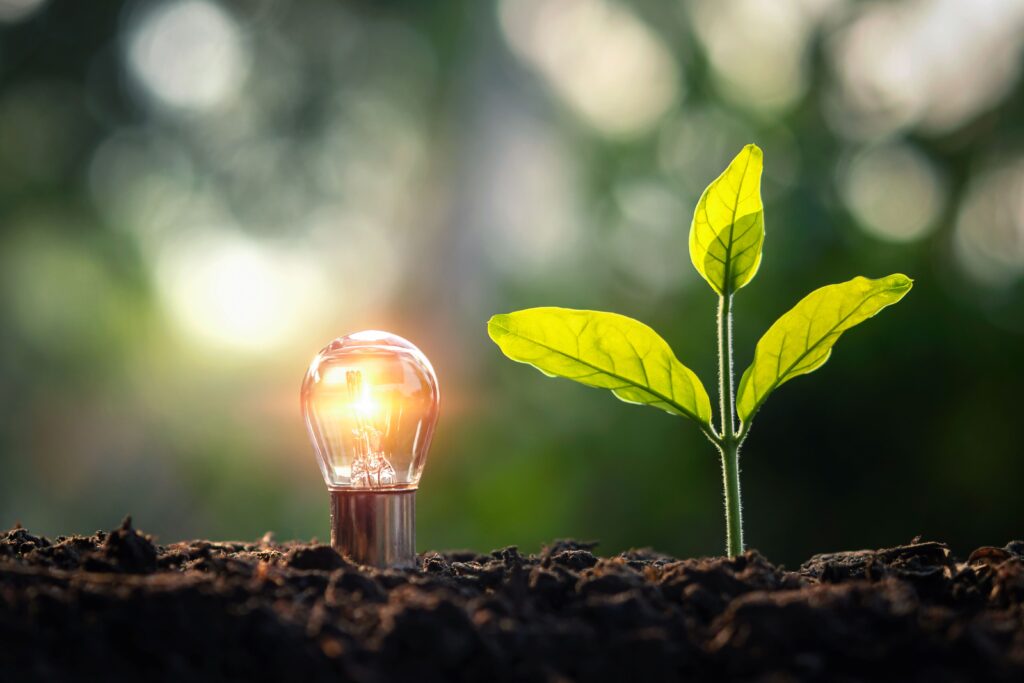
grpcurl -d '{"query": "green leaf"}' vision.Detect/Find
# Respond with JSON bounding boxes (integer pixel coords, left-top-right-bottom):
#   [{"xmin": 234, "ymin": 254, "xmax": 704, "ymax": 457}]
[
  {"xmin": 488, "ymin": 308, "xmax": 713, "ymax": 429},
  {"xmin": 735, "ymin": 274, "xmax": 913, "ymax": 425},
  {"xmin": 689, "ymin": 144, "xmax": 765, "ymax": 296}
]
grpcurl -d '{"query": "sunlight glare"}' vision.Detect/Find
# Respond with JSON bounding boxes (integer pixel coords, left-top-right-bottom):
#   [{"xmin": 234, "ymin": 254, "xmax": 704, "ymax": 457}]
[{"xmin": 156, "ymin": 230, "xmax": 325, "ymax": 352}]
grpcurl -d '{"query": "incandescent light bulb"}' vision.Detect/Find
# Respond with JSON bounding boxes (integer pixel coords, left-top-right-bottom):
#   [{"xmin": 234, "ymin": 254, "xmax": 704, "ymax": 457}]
[{"xmin": 301, "ymin": 330, "xmax": 439, "ymax": 567}]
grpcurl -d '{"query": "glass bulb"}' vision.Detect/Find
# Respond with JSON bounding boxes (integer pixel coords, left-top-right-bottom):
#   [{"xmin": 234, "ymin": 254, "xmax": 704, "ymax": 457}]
[{"xmin": 301, "ymin": 330, "xmax": 440, "ymax": 492}]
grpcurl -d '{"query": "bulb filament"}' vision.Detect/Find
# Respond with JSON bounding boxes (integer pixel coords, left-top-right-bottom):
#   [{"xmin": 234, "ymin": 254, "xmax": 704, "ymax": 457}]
[{"xmin": 346, "ymin": 370, "xmax": 396, "ymax": 489}]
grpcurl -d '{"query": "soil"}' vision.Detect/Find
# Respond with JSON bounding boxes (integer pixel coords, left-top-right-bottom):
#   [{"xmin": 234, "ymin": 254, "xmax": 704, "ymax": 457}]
[{"xmin": 1, "ymin": 518, "xmax": 1022, "ymax": 682}]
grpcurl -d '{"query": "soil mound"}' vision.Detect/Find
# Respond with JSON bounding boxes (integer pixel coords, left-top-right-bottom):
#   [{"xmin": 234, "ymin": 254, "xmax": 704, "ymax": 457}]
[{"xmin": 2, "ymin": 519, "xmax": 1022, "ymax": 681}]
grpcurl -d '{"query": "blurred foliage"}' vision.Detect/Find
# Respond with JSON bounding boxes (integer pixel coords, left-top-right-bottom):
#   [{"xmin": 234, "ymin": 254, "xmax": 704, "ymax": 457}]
[{"xmin": 1, "ymin": 0, "xmax": 1023, "ymax": 565}]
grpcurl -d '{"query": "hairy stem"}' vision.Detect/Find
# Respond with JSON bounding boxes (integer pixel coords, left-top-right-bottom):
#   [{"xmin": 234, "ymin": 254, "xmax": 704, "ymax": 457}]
[
  {"xmin": 717, "ymin": 294, "xmax": 743, "ymax": 557},
  {"xmin": 720, "ymin": 438, "xmax": 743, "ymax": 557},
  {"xmin": 717, "ymin": 295, "xmax": 736, "ymax": 437}
]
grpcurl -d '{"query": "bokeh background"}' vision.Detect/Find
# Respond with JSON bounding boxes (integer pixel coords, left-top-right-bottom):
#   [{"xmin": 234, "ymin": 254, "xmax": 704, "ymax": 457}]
[{"xmin": 1, "ymin": 0, "xmax": 1022, "ymax": 566}]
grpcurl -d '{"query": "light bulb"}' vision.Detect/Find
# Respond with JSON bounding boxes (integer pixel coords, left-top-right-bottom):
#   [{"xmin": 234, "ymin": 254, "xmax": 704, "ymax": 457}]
[{"xmin": 301, "ymin": 330, "xmax": 439, "ymax": 566}]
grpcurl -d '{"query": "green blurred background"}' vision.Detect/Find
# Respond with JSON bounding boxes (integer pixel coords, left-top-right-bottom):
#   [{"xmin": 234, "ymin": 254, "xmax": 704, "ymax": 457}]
[{"xmin": 1, "ymin": 0, "xmax": 1022, "ymax": 566}]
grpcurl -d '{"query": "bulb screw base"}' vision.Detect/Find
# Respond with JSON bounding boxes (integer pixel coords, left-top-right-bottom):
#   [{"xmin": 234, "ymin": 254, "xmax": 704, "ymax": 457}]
[{"xmin": 329, "ymin": 489, "xmax": 416, "ymax": 568}]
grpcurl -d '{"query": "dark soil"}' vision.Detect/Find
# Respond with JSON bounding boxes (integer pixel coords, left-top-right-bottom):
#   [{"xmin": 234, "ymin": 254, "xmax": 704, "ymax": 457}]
[{"xmin": 1, "ymin": 518, "xmax": 1022, "ymax": 682}]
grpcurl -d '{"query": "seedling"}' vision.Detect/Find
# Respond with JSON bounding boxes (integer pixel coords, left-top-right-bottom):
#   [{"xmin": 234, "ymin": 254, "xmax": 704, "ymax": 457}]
[{"xmin": 488, "ymin": 145, "xmax": 912, "ymax": 557}]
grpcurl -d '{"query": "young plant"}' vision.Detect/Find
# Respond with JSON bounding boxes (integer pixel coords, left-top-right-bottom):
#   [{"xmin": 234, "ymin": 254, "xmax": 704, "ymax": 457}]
[{"xmin": 487, "ymin": 144, "xmax": 912, "ymax": 557}]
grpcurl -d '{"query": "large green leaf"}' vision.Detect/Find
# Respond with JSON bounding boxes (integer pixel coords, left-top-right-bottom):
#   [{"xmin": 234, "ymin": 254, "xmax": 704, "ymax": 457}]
[
  {"xmin": 488, "ymin": 308, "xmax": 713, "ymax": 428},
  {"xmin": 689, "ymin": 144, "xmax": 765, "ymax": 296},
  {"xmin": 736, "ymin": 274, "xmax": 913, "ymax": 425}
]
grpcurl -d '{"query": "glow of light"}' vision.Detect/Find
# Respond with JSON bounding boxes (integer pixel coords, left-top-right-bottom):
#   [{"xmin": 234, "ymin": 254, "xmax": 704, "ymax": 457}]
[
  {"xmin": 321, "ymin": 367, "xmax": 349, "ymax": 386},
  {"xmin": 840, "ymin": 143, "xmax": 944, "ymax": 243},
  {"xmin": 319, "ymin": 367, "xmax": 379, "ymax": 417},
  {"xmin": 499, "ymin": 0, "xmax": 680, "ymax": 137},
  {"xmin": 126, "ymin": 0, "xmax": 249, "ymax": 112},
  {"xmin": 352, "ymin": 387, "xmax": 378, "ymax": 420},
  {"xmin": 349, "ymin": 330, "xmax": 393, "ymax": 342},
  {"xmin": 317, "ymin": 396, "xmax": 350, "ymax": 422},
  {"xmin": 155, "ymin": 230, "xmax": 325, "ymax": 352},
  {"xmin": 828, "ymin": 0, "xmax": 1024, "ymax": 138},
  {"xmin": 334, "ymin": 465, "xmax": 352, "ymax": 479}
]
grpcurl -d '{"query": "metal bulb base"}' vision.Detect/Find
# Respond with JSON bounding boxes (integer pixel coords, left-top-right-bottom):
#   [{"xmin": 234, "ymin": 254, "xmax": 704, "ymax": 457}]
[{"xmin": 329, "ymin": 489, "xmax": 416, "ymax": 568}]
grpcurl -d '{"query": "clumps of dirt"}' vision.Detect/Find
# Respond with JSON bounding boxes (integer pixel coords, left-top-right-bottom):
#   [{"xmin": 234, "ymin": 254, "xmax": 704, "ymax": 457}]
[
  {"xmin": 0, "ymin": 516, "xmax": 156, "ymax": 573},
  {"xmin": 1, "ymin": 520, "xmax": 1022, "ymax": 682}
]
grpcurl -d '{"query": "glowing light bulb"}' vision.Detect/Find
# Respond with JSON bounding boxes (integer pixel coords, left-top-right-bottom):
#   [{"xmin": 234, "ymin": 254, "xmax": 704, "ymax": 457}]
[{"xmin": 301, "ymin": 330, "xmax": 439, "ymax": 566}]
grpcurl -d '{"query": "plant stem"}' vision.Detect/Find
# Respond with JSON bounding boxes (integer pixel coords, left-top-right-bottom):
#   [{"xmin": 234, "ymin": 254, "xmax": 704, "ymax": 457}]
[
  {"xmin": 717, "ymin": 295, "xmax": 736, "ymax": 437},
  {"xmin": 720, "ymin": 438, "xmax": 743, "ymax": 557},
  {"xmin": 717, "ymin": 294, "xmax": 743, "ymax": 557}
]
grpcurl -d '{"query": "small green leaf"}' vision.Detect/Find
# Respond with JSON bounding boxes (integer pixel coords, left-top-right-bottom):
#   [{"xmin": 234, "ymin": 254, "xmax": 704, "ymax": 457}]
[
  {"xmin": 488, "ymin": 308, "xmax": 713, "ymax": 428},
  {"xmin": 690, "ymin": 144, "xmax": 765, "ymax": 296},
  {"xmin": 736, "ymin": 274, "xmax": 913, "ymax": 425}
]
